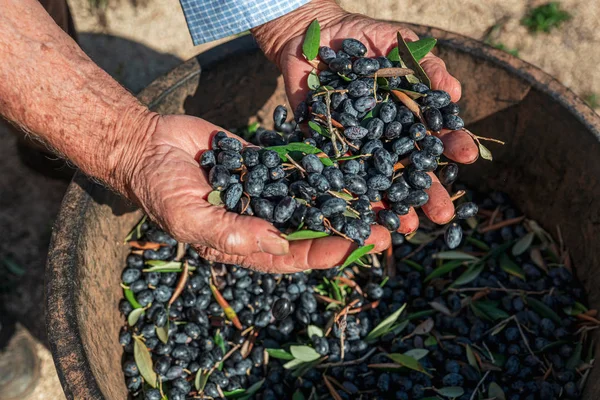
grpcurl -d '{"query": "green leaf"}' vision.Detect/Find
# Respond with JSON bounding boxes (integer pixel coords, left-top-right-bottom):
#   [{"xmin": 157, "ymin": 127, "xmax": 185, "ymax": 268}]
[
  {"xmin": 195, "ymin": 369, "xmax": 211, "ymax": 392},
  {"xmin": 499, "ymin": 253, "xmax": 525, "ymax": 280},
  {"xmin": 432, "ymin": 251, "xmax": 480, "ymax": 261},
  {"xmin": 423, "ymin": 336, "xmax": 437, "ymax": 348},
  {"xmin": 451, "ymin": 264, "xmax": 484, "ymax": 287},
  {"xmin": 403, "ymin": 349, "xmax": 429, "ymax": 360},
  {"xmin": 1, "ymin": 257, "xmax": 25, "ymax": 276},
  {"xmin": 307, "ymin": 325, "xmax": 324, "ymax": 338},
  {"xmin": 466, "ymin": 345, "xmax": 480, "ymax": 373},
  {"xmin": 396, "ymin": 89, "xmax": 426, "ymax": 99},
  {"xmin": 134, "ymin": 336, "xmax": 157, "ymax": 388},
  {"xmin": 266, "ymin": 348, "xmax": 295, "ymax": 360},
  {"xmin": 143, "ymin": 260, "xmax": 183, "ymax": 273},
  {"xmin": 247, "ymin": 121, "xmax": 260, "ymax": 134},
  {"xmin": 128, "ymin": 308, "xmax": 145, "ymax": 326},
  {"xmin": 478, "ymin": 142, "xmax": 493, "ymax": 161},
  {"xmin": 402, "ymin": 259, "xmax": 424, "ymax": 272},
  {"xmin": 342, "ymin": 244, "xmax": 375, "ymax": 268},
  {"xmin": 290, "ymin": 345, "xmax": 321, "ymax": 362},
  {"xmin": 526, "ymin": 297, "xmax": 562, "ymax": 324},
  {"xmin": 308, "ymin": 121, "xmax": 330, "ymax": 138},
  {"xmin": 237, "ymin": 379, "xmax": 265, "ymax": 400},
  {"xmin": 366, "ymin": 303, "xmax": 407, "ymax": 342},
  {"xmin": 283, "ymin": 230, "xmax": 330, "ymax": 241},
  {"xmin": 424, "ymin": 260, "xmax": 464, "ymax": 282},
  {"xmin": 566, "ymin": 341, "xmax": 583, "ymax": 370},
  {"xmin": 337, "ymin": 73, "xmax": 353, "ymax": 82},
  {"xmin": 215, "ymin": 331, "xmax": 226, "ymax": 354},
  {"xmin": 466, "ymin": 237, "xmax": 490, "ymax": 251},
  {"xmin": 472, "ymin": 300, "xmax": 510, "ymax": 321},
  {"xmin": 380, "ymin": 276, "xmax": 390, "ymax": 288},
  {"xmin": 335, "ymin": 154, "xmax": 366, "ymax": 161},
  {"xmin": 563, "ymin": 301, "xmax": 588, "ymax": 316},
  {"xmin": 329, "ymin": 190, "xmax": 354, "ymax": 201},
  {"xmin": 512, "ymin": 232, "xmax": 535, "ymax": 256},
  {"xmin": 156, "ymin": 325, "xmax": 169, "ymax": 344},
  {"xmin": 407, "ymin": 38, "xmax": 437, "ymax": 61},
  {"xmin": 435, "ymin": 387, "xmax": 465, "ymax": 398},
  {"xmin": 223, "ymin": 389, "xmax": 247, "ymax": 398},
  {"xmin": 124, "ymin": 288, "xmax": 143, "ymax": 309},
  {"xmin": 387, "ymin": 353, "xmax": 431, "ymax": 376},
  {"xmin": 292, "ymin": 390, "xmax": 306, "ymax": 400},
  {"xmin": 387, "ymin": 47, "xmax": 400, "ymax": 62},
  {"xmin": 124, "ymin": 214, "xmax": 147, "ymax": 243},
  {"xmin": 396, "ymin": 33, "xmax": 431, "ymax": 87},
  {"xmin": 307, "ymin": 69, "xmax": 320, "ymax": 90},
  {"xmin": 302, "ymin": 19, "xmax": 320, "ymax": 61},
  {"xmin": 402, "ymin": 309, "xmax": 436, "ymax": 321},
  {"xmin": 488, "ymin": 382, "xmax": 506, "ymax": 400},
  {"xmin": 208, "ymin": 190, "xmax": 223, "ymax": 206},
  {"xmin": 266, "ymin": 143, "xmax": 333, "ymax": 166},
  {"xmin": 283, "ymin": 358, "xmax": 306, "ymax": 370},
  {"xmin": 406, "ymin": 230, "xmax": 436, "ymax": 244}
]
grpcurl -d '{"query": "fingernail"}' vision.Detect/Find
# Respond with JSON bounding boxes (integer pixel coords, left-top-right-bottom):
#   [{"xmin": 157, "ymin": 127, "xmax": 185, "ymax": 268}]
[{"xmin": 258, "ymin": 235, "xmax": 289, "ymax": 256}]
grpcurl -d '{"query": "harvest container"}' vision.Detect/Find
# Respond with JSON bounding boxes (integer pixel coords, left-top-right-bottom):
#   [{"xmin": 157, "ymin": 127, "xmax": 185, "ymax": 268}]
[{"xmin": 46, "ymin": 27, "xmax": 600, "ymax": 399}]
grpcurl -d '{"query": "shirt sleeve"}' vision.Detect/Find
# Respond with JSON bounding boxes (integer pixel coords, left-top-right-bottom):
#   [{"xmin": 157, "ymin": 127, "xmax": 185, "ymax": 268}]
[{"xmin": 179, "ymin": 0, "xmax": 311, "ymax": 46}]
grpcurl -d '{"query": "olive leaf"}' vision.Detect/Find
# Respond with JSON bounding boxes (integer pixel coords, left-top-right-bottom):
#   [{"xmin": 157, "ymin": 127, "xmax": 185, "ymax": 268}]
[
  {"xmin": 424, "ymin": 260, "xmax": 463, "ymax": 282},
  {"xmin": 283, "ymin": 230, "xmax": 330, "ymax": 241},
  {"xmin": 307, "ymin": 325, "xmax": 324, "ymax": 338},
  {"xmin": 478, "ymin": 141, "xmax": 493, "ymax": 161},
  {"xmin": 424, "ymin": 335, "xmax": 437, "ymax": 347},
  {"xmin": 237, "ymin": 379, "xmax": 265, "ymax": 400},
  {"xmin": 403, "ymin": 348, "xmax": 429, "ymax": 360},
  {"xmin": 266, "ymin": 348, "xmax": 295, "ymax": 360},
  {"xmin": 124, "ymin": 288, "xmax": 143, "ymax": 309},
  {"xmin": 411, "ymin": 318, "xmax": 434, "ymax": 336},
  {"xmin": 290, "ymin": 345, "xmax": 321, "ymax": 362},
  {"xmin": 208, "ymin": 190, "xmax": 224, "ymax": 206},
  {"xmin": 128, "ymin": 308, "xmax": 145, "ymax": 326},
  {"xmin": 387, "ymin": 37, "xmax": 437, "ymax": 62},
  {"xmin": 386, "ymin": 353, "xmax": 431, "ymax": 376},
  {"xmin": 450, "ymin": 264, "xmax": 484, "ymax": 287},
  {"xmin": 396, "ymin": 89, "xmax": 426, "ymax": 99},
  {"xmin": 308, "ymin": 120, "xmax": 330, "ymax": 138},
  {"xmin": 133, "ymin": 336, "xmax": 157, "ymax": 388},
  {"xmin": 471, "ymin": 300, "xmax": 510, "ymax": 321},
  {"xmin": 124, "ymin": 214, "xmax": 147, "ymax": 243},
  {"xmin": 435, "ymin": 387, "xmax": 465, "ymax": 398},
  {"xmin": 335, "ymin": 154, "xmax": 366, "ymax": 161},
  {"xmin": 302, "ymin": 19, "xmax": 320, "ymax": 61},
  {"xmin": 223, "ymin": 389, "xmax": 246, "ymax": 398},
  {"xmin": 396, "ymin": 32, "xmax": 431, "ymax": 87},
  {"xmin": 307, "ymin": 69, "xmax": 320, "ymax": 90},
  {"xmin": 215, "ymin": 330, "xmax": 227, "ymax": 354},
  {"xmin": 466, "ymin": 236, "xmax": 490, "ymax": 251},
  {"xmin": 292, "ymin": 390, "xmax": 306, "ymax": 400},
  {"xmin": 402, "ymin": 259, "xmax": 424, "ymax": 272},
  {"xmin": 512, "ymin": 232, "xmax": 535, "ymax": 256},
  {"xmin": 525, "ymin": 297, "xmax": 562, "ymax": 324},
  {"xmin": 342, "ymin": 244, "xmax": 375, "ymax": 268},
  {"xmin": 466, "ymin": 344, "xmax": 480, "ymax": 373},
  {"xmin": 566, "ymin": 341, "xmax": 583, "ymax": 370},
  {"xmin": 429, "ymin": 301, "xmax": 452, "ymax": 316},
  {"xmin": 488, "ymin": 382, "xmax": 506, "ymax": 400},
  {"xmin": 563, "ymin": 301, "xmax": 588, "ymax": 316},
  {"xmin": 266, "ymin": 143, "xmax": 334, "ymax": 166},
  {"xmin": 195, "ymin": 368, "xmax": 211, "ymax": 392},
  {"xmin": 337, "ymin": 73, "xmax": 353, "ymax": 82},
  {"xmin": 406, "ymin": 230, "xmax": 437, "ymax": 245},
  {"xmin": 432, "ymin": 251, "xmax": 480, "ymax": 261},
  {"xmin": 366, "ymin": 303, "xmax": 407, "ymax": 342},
  {"xmin": 329, "ymin": 190, "xmax": 355, "ymax": 201},
  {"xmin": 499, "ymin": 253, "xmax": 525, "ymax": 280},
  {"xmin": 156, "ymin": 325, "xmax": 169, "ymax": 344},
  {"xmin": 143, "ymin": 261, "xmax": 183, "ymax": 273},
  {"xmin": 283, "ymin": 358, "xmax": 306, "ymax": 370}
]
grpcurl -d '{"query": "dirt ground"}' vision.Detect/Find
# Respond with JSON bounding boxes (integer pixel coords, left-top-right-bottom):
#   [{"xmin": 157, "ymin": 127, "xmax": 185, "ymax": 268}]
[{"xmin": 0, "ymin": 0, "xmax": 598, "ymax": 399}]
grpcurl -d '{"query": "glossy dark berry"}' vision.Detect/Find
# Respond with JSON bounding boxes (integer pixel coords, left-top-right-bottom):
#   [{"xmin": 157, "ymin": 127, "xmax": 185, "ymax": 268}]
[
  {"xmin": 342, "ymin": 38, "xmax": 367, "ymax": 57},
  {"xmin": 439, "ymin": 163, "xmax": 459, "ymax": 185},
  {"xmin": 423, "ymin": 107, "xmax": 443, "ymax": 132},
  {"xmin": 445, "ymin": 222, "xmax": 463, "ymax": 249},
  {"xmin": 272, "ymin": 298, "xmax": 293, "ymax": 320},
  {"xmin": 455, "ymin": 202, "xmax": 478, "ymax": 219}
]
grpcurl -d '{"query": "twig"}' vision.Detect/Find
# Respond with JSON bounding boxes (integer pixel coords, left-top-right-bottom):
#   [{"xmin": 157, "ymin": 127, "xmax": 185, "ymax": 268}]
[
  {"xmin": 175, "ymin": 242, "xmax": 186, "ymax": 261},
  {"xmin": 286, "ymin": 154, "xmax": 307, "ymax": 177},
  {"xmin": 323, "ymin": 90, "xmax": 340, "ymax": 158},
  {"xmin": 328, "ymin": 376, "xmax": 352, "ymax": 394},
  {"xmin": 514, "ymin": 317, "xmax": 544, "ymax": 366},
  {"xmin": 449, "ymin": 190, "xmax": 466, "ymax": 202},
  {"xmin": 313, "ymin": 89, "xmax": 348, "ymax": 97},
  {"xmin": 367, "ymin": 67, "xmax": 414, "ymax": 78},
  {"xmin": 323, "ymin": 375, "xmax": 343, "ymax": 400},
  {"xmin": 315, "ymin": 294, "xmax": 344, "ymax": 305},
  {"xmin": 469, "ymin": 371, "xmax": 491, "ymax": 400},
  {"xmin": 324, "ymin": 219, "xmax": 354, "ymax": 242},
  {"xmin": 576, "ymin": 313, "xmax": 600, "ymax": 325},
  {"xmin": 448, "ymin": 287, "xmax": 550, "ymax": 295},
  {"xmin": 488, "ymin": 206, "xmax": 501, "ymax": 227},
  {"xmin": 348, "ymin": 300, "xmax": 380, "ymax": 314},
  {"xmin": 168, "ymin": 261, "xmax": 189, "ymax": 306},
  {"xmin": 478, "ymin": 216, "xmax": 526, "ymax": 233},
  {"xmin": 317, "ymin": 348, "xmax": 377, "ymax": 369}
]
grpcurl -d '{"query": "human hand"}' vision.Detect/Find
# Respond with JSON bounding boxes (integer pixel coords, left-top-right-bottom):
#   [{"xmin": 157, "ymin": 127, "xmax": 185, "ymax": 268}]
[
  {"xmin": 253, "ymin": 0, "xmax": 479, "ymax": 235},
  {"xmin": 126, "ymin": 114, "xmax": 390, "ymax": 273}
]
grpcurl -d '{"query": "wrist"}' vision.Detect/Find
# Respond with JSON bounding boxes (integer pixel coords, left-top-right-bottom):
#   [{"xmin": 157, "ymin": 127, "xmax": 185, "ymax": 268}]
[{"xmin": 251, "ymin": 0, "xmax": 348, "ymax": 68}]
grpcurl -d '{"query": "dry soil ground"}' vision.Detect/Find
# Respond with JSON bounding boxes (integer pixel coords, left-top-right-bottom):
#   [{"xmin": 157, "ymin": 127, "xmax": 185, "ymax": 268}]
[{"xmin": 0, "ymin": 0, "xmax": 598, "ymax": 399}]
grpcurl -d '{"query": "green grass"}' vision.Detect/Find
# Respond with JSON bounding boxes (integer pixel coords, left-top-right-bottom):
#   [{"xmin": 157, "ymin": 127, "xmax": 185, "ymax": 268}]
[
  {"xmin": 583, "ymin": 93, "xmax": 600, "ymax": 109},
  {"xmin": 521, "ymin": 2, "xmax": 571, "ymax": 33}
]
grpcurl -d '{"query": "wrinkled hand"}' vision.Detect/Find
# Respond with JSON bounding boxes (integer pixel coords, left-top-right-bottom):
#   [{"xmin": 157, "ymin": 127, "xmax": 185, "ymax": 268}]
[
  {"xmin": 127, "ymin": 115, "xmax": 390, "ymax": 273},
  {"xmin": 254, "ymin": 0, "xmax": 479, "ymax": 241}
]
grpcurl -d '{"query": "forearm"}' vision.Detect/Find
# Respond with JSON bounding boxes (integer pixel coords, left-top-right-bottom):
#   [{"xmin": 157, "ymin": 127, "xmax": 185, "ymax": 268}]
[
  {"xmin": 0, "ymin": 0, "xmax": 153, "ymax": 195},
  {"xmin": 251, "ymin": 0, "xmax": 346, "ymax": 67}
]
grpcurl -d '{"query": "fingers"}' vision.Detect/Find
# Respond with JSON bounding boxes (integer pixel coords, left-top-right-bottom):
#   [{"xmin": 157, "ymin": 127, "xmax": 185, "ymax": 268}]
[
  {"xmin": 397, "ymin": 208, "xmax": 419, "ymax": 234},
  {"xmin": 195, "ymin": 225, "xmax": 391, "ymax": 274},
  {"xmin": 435, "ymin": 129, "xmax": 479, "ymax": 164},
  {"xmin": 420, "ymin": 54, "xmax": 461, "ymax": 102},
  {"xmin": 422, "ymin": 173, "xmax": 454, "ymax": 224}
]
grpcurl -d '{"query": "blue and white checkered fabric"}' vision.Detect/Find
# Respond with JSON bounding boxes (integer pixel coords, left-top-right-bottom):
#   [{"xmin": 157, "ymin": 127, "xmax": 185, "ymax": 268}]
[{"xmin": 179, "ymin": 0, "xmax": 310, "ymax": 45}]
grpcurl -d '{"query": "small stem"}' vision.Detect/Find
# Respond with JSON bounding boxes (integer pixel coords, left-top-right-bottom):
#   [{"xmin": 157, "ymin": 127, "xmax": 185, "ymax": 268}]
[
  {"xmin": 317, "ymin": 348, "xmax": 377, "ymax": 369},
  {"xmin": 323, "ymin": 375, "xmax": 343, "ymax": 400},
  {"xmin": 479, "ymin": 216, "xmax": 526, "ymax": 233},
  {"xmin": 488, "ymin": 206, "xmax": 501, "ymax": 227},
  {"xmin": 323, "ymin": 89, "xmax": 340, "ymax": 158},
  {"xmin": 449, "ymin": 190, "xmax": 466, "ymax": 202},
  {"xmin": 475, "ymin": 135, "xmax": 505, "ymax": 145},
  {"xmin": 469, "ymin": 371, "xmax": 491, "ymax": 400},
  {"xmin": 168, "ymin": 261, "xmax": 189, "ymax": 307}
]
